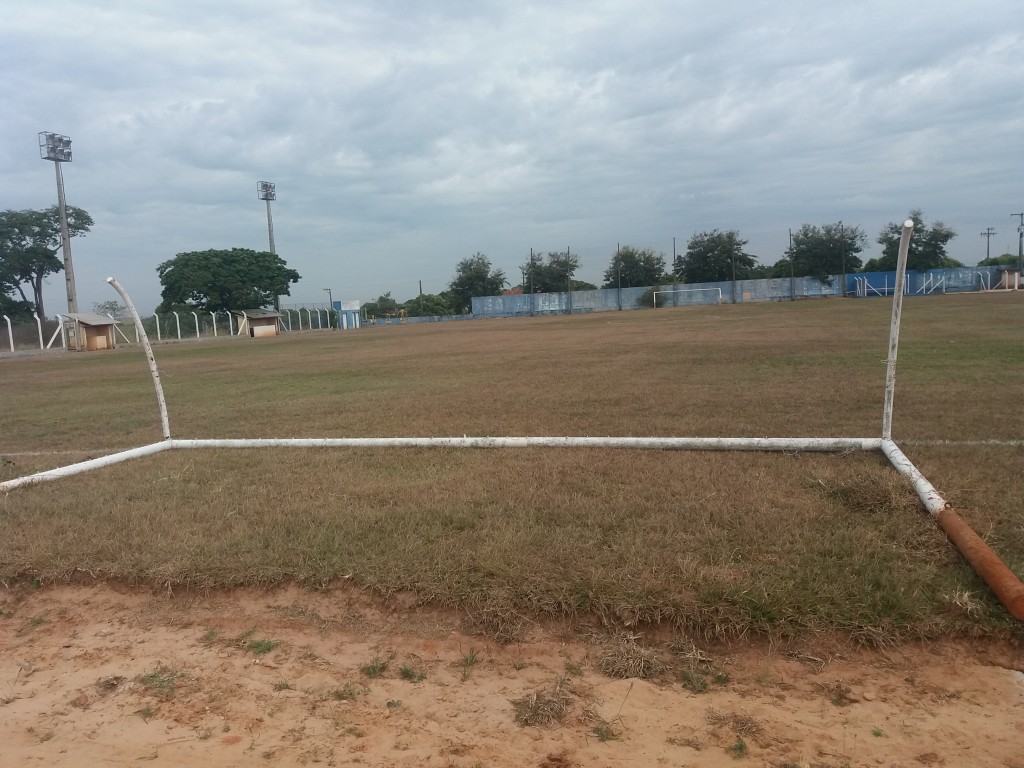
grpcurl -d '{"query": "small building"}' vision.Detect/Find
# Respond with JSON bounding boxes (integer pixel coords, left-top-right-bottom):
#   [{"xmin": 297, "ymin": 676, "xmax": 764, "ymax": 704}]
[
  {"xmin": 232, "ymin": 309, "xmax": 283, "ymax": 337},
  {"xmin": 996, "ymin": 267, "xmax": 1022, "ymax": 290},
  {"xmin": 62, "ymin": 313, "xmax": 117, "ymax": 351},
  {"xmin": 338, "ymin": 300, "xmax": 362, "ymax": 330}
]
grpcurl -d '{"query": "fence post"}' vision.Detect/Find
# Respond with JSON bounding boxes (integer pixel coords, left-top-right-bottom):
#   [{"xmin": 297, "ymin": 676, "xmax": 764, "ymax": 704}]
[{"xmin": 3, "ymin": 315, "xmax": 12, "ymax": 352}]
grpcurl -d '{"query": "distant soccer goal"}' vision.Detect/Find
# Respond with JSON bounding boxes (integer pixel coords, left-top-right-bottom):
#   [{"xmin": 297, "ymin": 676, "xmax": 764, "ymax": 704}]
[{"xmin": 652, "ymin": 287, "xmax": 723, "ymax": 307}]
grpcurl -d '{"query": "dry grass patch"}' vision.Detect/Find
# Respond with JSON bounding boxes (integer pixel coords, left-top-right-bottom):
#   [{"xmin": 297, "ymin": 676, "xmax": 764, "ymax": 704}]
[
  {"xmin": 598, "ymin": 636, "xmax": 666, "ymax": 680},
  {"xmin": 512, "ymin": 680, "xmax": 573, "ymax": 727}
]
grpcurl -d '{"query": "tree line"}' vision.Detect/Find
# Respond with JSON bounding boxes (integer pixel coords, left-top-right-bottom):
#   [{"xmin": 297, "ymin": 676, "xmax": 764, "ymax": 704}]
[
  {"xmin": 433, "ymin": 209, "xmax": 964, "ymax": 313},
  {"xmin": 0, "ymin": 206, "xmax": 988, "ymax": 320}
]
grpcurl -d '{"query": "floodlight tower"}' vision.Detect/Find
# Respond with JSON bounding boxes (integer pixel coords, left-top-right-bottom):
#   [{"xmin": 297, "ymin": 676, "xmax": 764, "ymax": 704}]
[
  {"xmin": 323, "ymin": 287, "xmax": 334, "ymax": 329},
  {"xmin": 258, "ymin": 181, "xmax": 278, "ymax": 309},
  {"xmin": 39, "ymin": 131, "xmax": 77, "ymax": 314},
  {"xmin": 257, "ymin": 181, "xmax": 276, "ymax": 254}
]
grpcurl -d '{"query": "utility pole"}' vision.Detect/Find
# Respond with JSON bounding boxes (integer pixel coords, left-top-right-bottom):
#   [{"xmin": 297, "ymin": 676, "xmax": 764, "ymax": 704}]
[
  {"xmin": 419, "ymin": 280, "xmax": 424, "ymax": 316},
  {"xmin": 529, "ymin": 248, "xmax": 535, "ymax": 316},
  {"xmin": 566, "ymin": 246, "xmax": 572, "ymax": 314},
  {"xmin": 980, "ymin": 227, "xmax": 997, "ymax": 262},
  {"xmin": 616, "ymin": 242, "xmax": 622, "ymax": 311},
  {"xmin": 730, "ymin": 244, "xmax": 737, "ymax": 304},
  {"xmin": 840, "ymin": 221, "xmax": 846, "ymax": 297},
  {"xmin": 789, "ymin": 228, "xmax": 795, "ymax": 301},
  {"xmin": 1012, "ymin": 213, "xmax": 1024, "ymax": 281}
]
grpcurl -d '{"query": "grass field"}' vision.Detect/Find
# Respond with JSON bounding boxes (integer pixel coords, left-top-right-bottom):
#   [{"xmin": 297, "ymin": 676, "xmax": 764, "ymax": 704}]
[{"xmin": 1, "ymin": 292, "xmax": 1021, "ymax": 643}]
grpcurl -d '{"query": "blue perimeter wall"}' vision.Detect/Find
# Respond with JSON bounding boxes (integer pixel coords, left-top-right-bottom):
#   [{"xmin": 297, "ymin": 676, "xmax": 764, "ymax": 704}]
[{"xmin": 468, "ymin": 266, "xmax": 1004, "ymax": 318}]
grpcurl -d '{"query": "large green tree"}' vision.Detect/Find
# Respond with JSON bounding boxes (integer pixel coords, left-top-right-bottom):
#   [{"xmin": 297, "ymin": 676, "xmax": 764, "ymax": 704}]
[
  {"xmin": 361, "ymin": 291, "xmax": 400, "ymax": 318},
  {"xmin": 674, "ymin": 230, "xmax": 756, "ymax": 284},
  {"xmin": 978, "ymin": 252, "xmax": 1019, "ymax": 267},
  {"xmin": 785, "ymin": 222, "xmax": 865, "ymax": 281},
  {"xmin": 602, "ymin": 245, "xmax": 667, "ymax": 288},
  {"xmin": 521, "ymin": 250, "xmax": 582, "ymax": 293},
  {"xmin": 402, "ymin": 293, "xmax": 452, "ymax": 317},
  {"xmin": 447, "ymin": 253, "xmax": 507, "ymax": 313},
  {"xmin": 156, "ymin": 248, "xmax": 300, "ymax": 313},
  {"xmin": 0, "ymin": 206, "xmax": 93, "ymax": 318},
  {"xmin": 864, "ymin": 210, "xmax": 959, "ymax": 272}
]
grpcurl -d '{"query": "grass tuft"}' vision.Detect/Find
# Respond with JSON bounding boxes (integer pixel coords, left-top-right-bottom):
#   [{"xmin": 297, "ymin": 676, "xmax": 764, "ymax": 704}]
[
  {"xmin": 598, "ymin": 638, "xmax": 665, "ymax": 680},
  {"xmin": 361, "ymin": 657, "xmax": 389, "ymax": 679},
  {"xmin": 511, "ymin": 680, "xmax": 572, "ymax": 727}
]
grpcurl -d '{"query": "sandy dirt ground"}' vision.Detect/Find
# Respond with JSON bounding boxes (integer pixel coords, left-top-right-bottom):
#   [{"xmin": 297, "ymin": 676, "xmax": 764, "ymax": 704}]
[{"xmin": 1, "ymin": 583, "xmax": 1022, "ymax": 768}]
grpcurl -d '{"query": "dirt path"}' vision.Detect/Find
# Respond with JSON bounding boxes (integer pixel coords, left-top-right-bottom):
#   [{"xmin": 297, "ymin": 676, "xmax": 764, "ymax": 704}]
[{"xmin": 1, "ymin": 584, "xmax": 1022, "ymax": 767}]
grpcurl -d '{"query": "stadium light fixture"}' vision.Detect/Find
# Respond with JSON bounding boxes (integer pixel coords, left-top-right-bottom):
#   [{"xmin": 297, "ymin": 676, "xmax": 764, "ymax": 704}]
[{"xmin": 39, "ymin": 131, "xmax": 78, "ymax": 314}]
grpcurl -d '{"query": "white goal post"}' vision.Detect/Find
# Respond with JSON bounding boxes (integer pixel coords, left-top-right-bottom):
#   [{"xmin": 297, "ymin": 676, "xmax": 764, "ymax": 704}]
[{"xmin": 652, "ymin": 287, "xmax": 723, "ymax": 307}]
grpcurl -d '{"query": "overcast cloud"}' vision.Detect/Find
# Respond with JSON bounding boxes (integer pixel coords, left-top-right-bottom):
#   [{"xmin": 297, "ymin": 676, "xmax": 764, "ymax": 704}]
[{"xmin": 2, "ymin": 0, "xmax": 1021, "ymax": 312}]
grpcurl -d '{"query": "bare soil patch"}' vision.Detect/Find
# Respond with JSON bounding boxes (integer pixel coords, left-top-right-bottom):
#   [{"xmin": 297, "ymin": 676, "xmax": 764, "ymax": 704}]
[{"xmin": 2, "ymin": 584, "xmax": 1022, "ymax": 768}]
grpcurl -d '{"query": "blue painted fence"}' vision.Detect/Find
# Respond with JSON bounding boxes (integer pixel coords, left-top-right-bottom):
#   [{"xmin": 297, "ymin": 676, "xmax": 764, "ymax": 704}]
[{"xmin": 471, "ymin": 267, "xmax": 1005, "ymax": 317}]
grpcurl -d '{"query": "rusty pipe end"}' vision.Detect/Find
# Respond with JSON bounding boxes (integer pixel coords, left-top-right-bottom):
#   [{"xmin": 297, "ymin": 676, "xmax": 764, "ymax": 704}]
[{"xmin": 936, "ymin": 508, "xmax": 1024, "ymax": 621}]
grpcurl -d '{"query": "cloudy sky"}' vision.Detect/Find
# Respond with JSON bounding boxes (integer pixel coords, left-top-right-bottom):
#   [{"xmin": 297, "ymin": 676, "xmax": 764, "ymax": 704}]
[{"xmin": 3, "ymin": 0, "xmax": 1021, "ymax": 313}]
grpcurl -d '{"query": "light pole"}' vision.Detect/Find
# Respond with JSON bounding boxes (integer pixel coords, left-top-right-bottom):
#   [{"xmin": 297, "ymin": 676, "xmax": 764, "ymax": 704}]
[
  {"xmin": 323, "ymin": 288, "xmax": 334, "ymax": 329},
  {"xmin": 1011, "ymin": 213, "xmax": 1024, "ymax": 281},
  {"xmin": 258, "ymin": 181, "xmax": 277, "ymax": 309},
  {"xmin": 39, "ymin": 132, "xmax": 77, "ymax": 314}
]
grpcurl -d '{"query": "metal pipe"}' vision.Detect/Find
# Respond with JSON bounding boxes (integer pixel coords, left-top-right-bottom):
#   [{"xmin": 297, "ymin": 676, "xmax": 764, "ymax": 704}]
[
  {"xmin": 881, "ymin": 219, "xmax": 915, "ymax": 440},
  {"xmin": 106, "ymin": 277, "xmax": 172, "ymax": 439},
  {"xmin": 32, "ymin": 313, "xmax": 43, "ymax": 349},
  {"xmin": 155, "ymin": 313, "xmax": 161, "ymax": 341},
  {"xmin": 45, "ymin": 320, "xmax": 62, "ymax": 349},
  {"xmin": 210, "ymin": 311, "xmax": 218, "ymax": 337},
  {"xmin": 882, "ymin": 439, "xmax": 1024, "ymax": 620},
  {"xmin": 3, "ymin": 315, "xmax": 12, "ymax": 352},
  {"xmin": 167, "ymin": 436, "xmax": 882, "ymax": 451},
  {"xmin": 172, "ymin": 311, "xmax": 181, "ymax": 340},
  {"xmin": 192, "ymin": 311, "xmax": 200, "ymax": 339},
  {"xmin": 0, "ymin": 441, "xmax": 173, "ymax": 492}
]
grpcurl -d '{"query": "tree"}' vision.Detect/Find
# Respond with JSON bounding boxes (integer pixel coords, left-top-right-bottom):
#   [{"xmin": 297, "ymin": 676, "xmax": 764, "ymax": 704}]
[
  {"xmin": 674, "ymin": 230, "xmax": 757, "ymax": 284},
  {"xmin": 865, "ymin": 210, "xmax": 958, "ymax": 272},
  {"xmin": 402, "ymin": 293, "xmax": 452, "ymax": 317},
  {"xmin": 521, "ymin": 250, "xmax": 581, "ymax": 293},
  {"xmin": 447, "ymin": 253, "xmax": 507, "ymax": 313},
  {"xmin": 978, "ymin": 252, "xmax": 1019, "ymax": 267},
  {"xmin": 0, "ymin": 206, "xmax": 93, "ymax": 318},
  {"xmin": 362, "ymin": 291, "xmax": 400, "ymax": 318},
  {"xmin": 92, "ymin": 300, "xmax": 128, "ymax": 318},
  {"xmin": 602, "ymin": 245, "xmax": 667, "ymax": 288},
  {"xmin": 789, "ymin": 222, "xmax": 865, "ymax": 281},
  {"xmin": 156, "ymin": 248, "xmax": 300, "ymax": 313}
]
